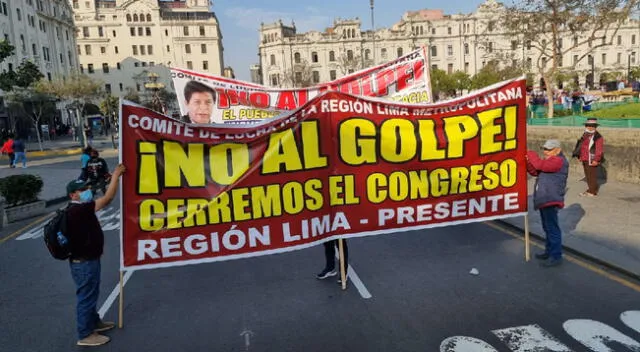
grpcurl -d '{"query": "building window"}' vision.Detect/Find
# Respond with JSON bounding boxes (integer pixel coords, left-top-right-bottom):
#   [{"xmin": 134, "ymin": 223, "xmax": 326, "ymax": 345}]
[
  {"xmin": 381, "ymin": 48, "xmax": 387, "ymax": 59},
  {"xmin": 203, "ymin": 61, "xmax": 208, "ymax": 70},
  {"xmin": 100, "ymin": 46, "xmax": 106, "ymax": 54},
  {"xmin": 140, "ymin": 45, "xmax": 146, "ymax": 55},
  {"xmin": 132, "ymin": 45, "xmax": 138, "ymax": 55},
  {"xmin": 85, "ymin": 45, "xmax": 91, "ymax": 55},
  {"xmin": 347, "ymin": 50, "xmax": 354, "ymax": 60},
  {"xmin": 311, "ymin": 52, "xmax": 318, "ymax": 63},
  {"xmin": 633, "ymin": 35, "xmax": 637, "ymax": 45},
  {"xmin": 137, "ymin": 27, "xmax": 143, "ymax": 36},
  {"xmin": 80, "ymin": 64, "xmax": 84, "ymax": 73},
  {"xmin": 185, "ymin": 44, "xmax": 191, "ymax": 54},
  {"xmin": 47, "ymin": 72, "xmax": 51, "ymax": 81},
  {"xmin": 98, "ymin": 26, "xmax": 104, "ymax": 37},
  {"xmin": 134, "ymin": 62, "xmax": 139, "ymax": 67},
  {"xmin": 447, "ymin": 63, "xmax": 453, "ymax": 74},
  {"xmin": 448, "ymin": 27, "xmax": 452, "ymax": 35},
  {"xmin": 19, "ymin": 35, "xmax": 25, "ymax": 51},
  {"xmin": 136, "ymin": 83, "xmax": 141, "ymax": 91},
  {"xmin": 364, "ymin": 49, "xmax": 370, "ymax": 60},
  {"xmin": 464, "ymin": 62, "xmax": 469, "ymax": 73},
  {"xmin": 294, "ymin": 52, "xmax": 301, "ymax": 64},
  {"xmin": 618, "ymin": 52, "xmax": 622, "ymax": 64},
  {"xmin": 119, "ymin": 83, "xmax": 123, "ymax": 91},
  {"xmin": 270, "ymin": 74, "xmax": 279, "ymax": 86},
  {"xmin": 112, "ymin": 30, "xmax": 116, "ymax": 37},
  {"xmin": 165, "ymin": 29, "xmax": 168, "ymax": 36},
  {"xmin": 617, "ymin": 35, "xmax": 622, "ymax": 45},
  {"xmin": 430, "ymin": 46, "xmax": 437, "ymax": 57},
  {"xmin": 464, "ymin": 43, "xmax": 469, "ymax": 55},
  {"xmin": 32, "ymin": 44, "xmax": 37, "ymax": 55},
  {"xmin": 141, "ymin": 62, "xmax": 147, "ymax": 67},
  {"xmin": 117, "ymin": 62, "xmax": 121, "ymax": 70},
  {"xmin": 147, "ymin": 45, "xmax": 152, "ymax": 55},
  {"xmin": 133, "ymin": 14, "xmax": 138, "ymax": 21},
  {"xmin": 115, "ymin": 46, "xmax": 118, "ymax": 54},
  {"xmin": 447, "ymin": 45, "xmax": 453, "ymax": 56},
  {"xmin": 102, "ymin": 63, "xmax": 109, "ymax": 73},
  {"xmin": 1, "ymin": 3, "xmax": 7, "ymax": 16},
  {"xmin": 397, "ymin": 48, "xmax": 403, "ymax": 58},
  {"xmin": 126, "ymin": 14, "xmax": 131, "ymax": 21},
  {"xmin": 487, "ymin": 42, "xmax": 493, "ymax": 53},
  {"xmin": 199, "ymin": 26, "xmax": 205, "ymax": 36},
  {"xmin": 146, "ymin": 14, "xmax": 151, "ymax": 21},
  {"xmin": 432, "ymin": 64, "xmax": 438, "ymax": 70},
  {"xmin": 201, "ymin": 44, "xmax": 207, "ymax": 53},
  {"xmin": 330, "ymin": 70, "xmax": 337, "ymax": 80},
  {"xmin": 88, "ymin": 64, "xmax": 94, "ymax": 73},
  {"xmin": 312, "ymin": 71, "xmax": 320, "ymax": 84},
  {"xmin": 573, "ymin": 55, "xmax": 578, "ymax": 65},
  {"xmin": 601, "ymin": 53, "xmax": 606, "ymax": 65},
  {"xmin": 16, "ymin": 8, "xmax": 21, "ymax": 20},
  {"xmin": 183, "ymin": 26, "xmax": 189, "ymax": 36},
  {"xmin": 146, "ymin": 27, "xmax": 151, "ymax": 36},
  {"xmin": 139, "ymin": 13, "xmax": 145, "ymax": 22},
  {"xmin": 105, "ymin": 84, "xmax": 111, "ymax": 93},
  {"xmin": 130, "ymin": 27, "xmax": 135, "ymax": 36},
  {"xmin": 270, "ymin": 54, "xmax": 275, "ymax": 65},
  {"xmin": 187, "ymin": 61, "xmax": 193, "ymax": 69},
  {"xmin": 166, "ymin": 45, "xmax": 170, "ymax": 52},
  {"xmin": 83, "ymin": 27, "xmax": 89, "ymax": 37},
  {"xmin": 511, "ymin": 41, "xmax": 517, "ymax": 50},
  {"xmin": 149, "ymin": 62, "xmax": 154, "ymax": 66},
  {"xmin": 73, "ymin": 0, "xmax": 79, "ymax": 9},
  {"xmin": 329, "ymin": 51, "xmax": 335, "ymax": 61}
]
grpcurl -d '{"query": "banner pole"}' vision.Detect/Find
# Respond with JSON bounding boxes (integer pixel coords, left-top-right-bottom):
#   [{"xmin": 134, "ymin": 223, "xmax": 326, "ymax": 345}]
[
  {"xmin": 524, "ymin": 214, "xmax": 530, "ymax": 261},
  {"xmin": 338, "ymin": 239, "xmax": 347, "ymax": 290},
  {"xmin": 118, "ymin": 270, "xmax": 124, "ymax": 328}
]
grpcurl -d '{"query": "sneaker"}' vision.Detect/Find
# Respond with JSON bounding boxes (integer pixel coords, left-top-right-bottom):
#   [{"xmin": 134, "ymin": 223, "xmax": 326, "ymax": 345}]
[
  {"xmin": 316, "ymin": 268, "xmax": 337, "ymax": 280},
  {"xmin": 541, "ymin": 257, "xmax": 563, "ymax": 267},
  {"xmin": 579, "ymin": 191, "xmax": 597, "ymax": 197},
  {"xmin": 94, "ymin": 321, "xmax": 115, "ymax": 333},
  {"xmin": 77, "ymin": 333, "xmax": 110, "ymax": 346},
  {"xmin": 534, "ymin": 252, "xmax": 549, "ymax": 260}
]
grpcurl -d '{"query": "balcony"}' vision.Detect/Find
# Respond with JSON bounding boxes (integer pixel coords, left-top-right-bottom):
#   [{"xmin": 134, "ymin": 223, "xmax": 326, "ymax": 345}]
[
  {"xmin": 97, "ymin": 1, "xmax": 117, "ymax": 9},
  {"xmin": 160, "ymin": 1, "xmax": 187, "ymax": 8}
]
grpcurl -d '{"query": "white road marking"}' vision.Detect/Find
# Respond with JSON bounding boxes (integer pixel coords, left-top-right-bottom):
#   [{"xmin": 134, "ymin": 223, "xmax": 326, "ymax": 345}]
[
  {"xmin": 563, "ymin": 319, "xmax": 640, "ymax": 351},
  {"xmin": 621, "ymin": 310, "xmax": 640, "ymax": 334},
  {"xmin": 492, "ymin": 324, "xmax": 572, "ymax": 351},
  {"xmin": 15, "ymin": 206, "xmax": 120, "ymax": 240},
  {"xmin": 334, "ymin": 253, "xmax": 372, "ymax": 299},
  {"xmin": 440, "ymin": 336, "xmax": 499, "ymax": 351},
  {"xmin": 98, "ymin": 270, "xmax": 134, "ymax": 319}
]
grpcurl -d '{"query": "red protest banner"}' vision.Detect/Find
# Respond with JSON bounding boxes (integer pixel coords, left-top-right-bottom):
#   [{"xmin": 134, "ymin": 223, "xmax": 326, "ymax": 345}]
[{"xmin": 120, "ymin": 78, "xmax": 528, "ymax": 270}]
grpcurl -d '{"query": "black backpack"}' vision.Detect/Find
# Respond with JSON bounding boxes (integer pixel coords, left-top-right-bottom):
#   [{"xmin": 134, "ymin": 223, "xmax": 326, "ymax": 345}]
[{"xmin": 43, "ymin": 204, "xmax": 72, "ymax": 260}]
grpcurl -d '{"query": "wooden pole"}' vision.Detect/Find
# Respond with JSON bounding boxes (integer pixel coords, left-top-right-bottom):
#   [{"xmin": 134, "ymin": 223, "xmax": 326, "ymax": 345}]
[
  {"xmin": 338, "ymin": 239, "xmax": 347, "ymax": 290},
  {"xmin": 118, "ymin": 270, "xmax": 124, "ymax": 328},
  {"xmin": 524, "ymin": 214, "xmax": 530, "ymax": 261}
]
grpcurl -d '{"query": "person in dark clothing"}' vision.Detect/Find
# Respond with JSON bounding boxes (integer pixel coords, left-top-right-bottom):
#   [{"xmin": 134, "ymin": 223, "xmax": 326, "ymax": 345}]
[
  {"xmin": 79, "ymin": 146, "xmax": 93, "ymax": 181},
  {"xmin": 86, "ymin": 149, "xmax": 111, "ymax": 195},
  {"xmin": 572, "ymin": 118, "xmax": 604, "ymax": 197},
  {"xmin": 316, "ymin": 239, "xmax": 349, "ymax": 284},
  {"xmin": 84, "ymin": 124, "xmax": 94, "ymax": 146},
  {"xmin": 65, "ymin": 163, "xmax": 125, "ymax": 347},
  {"xmin": 526, "ymin": 139, "xmax": 569, "ymax": 267},
  {"xmin": 181, "ymin": 80, "xmax": 216, "ymax": 124},
  {"xmin": 11, "ymin": 138, "xmax": 26, "ymax": 168}
]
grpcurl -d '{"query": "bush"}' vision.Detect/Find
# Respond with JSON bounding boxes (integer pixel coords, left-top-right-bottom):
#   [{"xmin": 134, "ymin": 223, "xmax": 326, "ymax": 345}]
[{"xmin": 0, "ymin": 174, "xmax": 43, "ymax": 207}]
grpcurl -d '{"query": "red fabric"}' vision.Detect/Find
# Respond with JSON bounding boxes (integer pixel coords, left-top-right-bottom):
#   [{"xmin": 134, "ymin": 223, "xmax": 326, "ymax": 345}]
[
  {"xmin": 579, "ymin": 133, "xmax": 604, "ymax": 163},
  {"xmin": 1, "ymin": 139, "xmax": 13, "ymax": 153},
  {"xmin": 526, "ymin": 150, "xmax": 563, "ymax": 174}
]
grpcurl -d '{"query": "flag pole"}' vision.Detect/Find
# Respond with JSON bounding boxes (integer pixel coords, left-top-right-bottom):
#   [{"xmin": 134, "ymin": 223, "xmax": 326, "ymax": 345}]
[
  {"xmin": 524, "ymin": 214, "xmax": 530, "ymax": 261},
  {"xmin": 338, "ymin": 239, "xmax": 347, "ymax": 290},
  {"xmin": 118, "ymin": 270, "xmax": 124, "ymax": 328}
]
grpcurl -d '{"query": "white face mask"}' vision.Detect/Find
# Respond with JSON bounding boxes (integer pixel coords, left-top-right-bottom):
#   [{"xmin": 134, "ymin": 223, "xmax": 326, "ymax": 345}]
[{"xmin": 584, "ymin": 129, "xmax": 595, "ymax": 134}]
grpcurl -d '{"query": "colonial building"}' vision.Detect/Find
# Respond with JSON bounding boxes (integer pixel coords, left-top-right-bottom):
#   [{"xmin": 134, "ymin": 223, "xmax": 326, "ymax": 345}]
[
  {"xmin": 0, "ymin": 0, "xmax": 78, "ymax": 130},
  {"xmin": 257, "ymin": 0, "xmax": 640, "ymax": 90},
  {"xmin": 73, "ymin": 0, "xmax": 224, "ymax": 99}
]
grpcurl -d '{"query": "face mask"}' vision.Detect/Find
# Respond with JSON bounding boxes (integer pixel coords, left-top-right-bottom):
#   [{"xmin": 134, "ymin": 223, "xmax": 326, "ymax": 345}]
[
  {"xmin": 584, "ymin": 129, "xmax": 595, "ymax": 134},
  {"xmin": 79, "ymin": 189, "xmax": 93, "ymax": 202}
]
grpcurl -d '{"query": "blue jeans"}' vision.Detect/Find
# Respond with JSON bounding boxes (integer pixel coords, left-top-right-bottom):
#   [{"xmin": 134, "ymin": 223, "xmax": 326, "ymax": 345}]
[
  {"xmin": 539, "ymin": 206, "xmax": 562, "ymax": 259},
  {"xmin": 12, "ymin": 152, "xmax": 26, "ymax": 167},
  {"xmin": 69, "ymin": 259, "xmax": 101, "ymax": 339}
]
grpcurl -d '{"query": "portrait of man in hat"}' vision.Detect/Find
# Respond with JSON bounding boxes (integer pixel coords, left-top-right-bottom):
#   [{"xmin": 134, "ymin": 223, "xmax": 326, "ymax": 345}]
[{"xmin": 572, "ymin": 118, "xmax": 604, "ymax": 197}]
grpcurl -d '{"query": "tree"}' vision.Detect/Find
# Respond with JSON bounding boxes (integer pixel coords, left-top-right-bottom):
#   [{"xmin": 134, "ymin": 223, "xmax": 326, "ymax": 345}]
[
  {"xmin": 630, "ymin": 67, "xmax": 640, "ymax": 81},
  {"xmin": 281, "ymin": 60, "xmax": 314, "ymax": 88},
  {"xmin": 336, "ymin": 52, "xmax": 372, "ymax": 77},
  {"xmin": 499, "ymin": 0, "xmax": 639, "ymax": 117},
  {"xmin": 470, "ymin": 60, "xmax": 523, "ymax": 90},
  {"xmin": 5, "ymin": 82, "xmax": 56, "ymax": 151},
  {"xmin": 38, "ymin": 72, "xmax": 103, "ymax": 146},
  {"xmin": 430, "ymin": 69, "xmax": 456, "ymax": 100},
  {"xmin": 450, "ymin": 71, "xmax": 472, "ymax": 96},
  {"xmin": 123, "ymin": 87, "xmax": 141, "ymax": 103}
]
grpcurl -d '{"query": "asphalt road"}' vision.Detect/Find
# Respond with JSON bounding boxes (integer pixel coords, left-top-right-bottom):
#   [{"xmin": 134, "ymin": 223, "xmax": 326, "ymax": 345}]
[{"xmin": 2, "ymin": 193, "xmax": 640, "ymax": 352}]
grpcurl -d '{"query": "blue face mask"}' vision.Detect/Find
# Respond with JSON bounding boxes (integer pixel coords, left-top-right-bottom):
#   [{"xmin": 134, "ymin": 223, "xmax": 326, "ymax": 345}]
[{"xmin": 79, "ymin": 189, "xmax": 93, "ymax": 202}]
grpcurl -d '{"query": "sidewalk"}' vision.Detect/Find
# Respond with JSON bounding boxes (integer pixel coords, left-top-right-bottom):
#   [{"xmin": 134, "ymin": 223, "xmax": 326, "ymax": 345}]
[
  {"xmin": 22, "ymin": 135, "xmax": 117, "ymax": 158},
  {"xmin": 502, "ymin": 175, "xmax": 640, "ymax": 275}
]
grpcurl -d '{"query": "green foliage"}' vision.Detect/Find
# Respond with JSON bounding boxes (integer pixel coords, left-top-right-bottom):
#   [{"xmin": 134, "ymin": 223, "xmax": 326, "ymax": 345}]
[
  {"xmin": 0, "ymin": 174, "xmax": 43, "ymax": 206},
  {"xmin": 630, "ymin": 67, "xmax": 640, "ymax": 81},
  {"xmin": 450, "ymin": 71, "xmax": 471, "ymax": 92},
  {"xmin": 0, "ymin": 40, "xmax": 15, "ymax": 62},
  {"xmin": 124, "ymin": 87, "xmax": 141, "ymax": 103},
  {"xmin": 584, "ymin": 103, "xmax": 640, "ymax": 118},
  {"xmin": 430, "ymin": 69, "xmax": 455, "ymax": 98},
  {"xmin": 0, "ymin": 59, "xmax": 44, "ymax": 92},
  {"xmin": 100, "ymin": 95, "xmax": 119, "ymax": 116}
]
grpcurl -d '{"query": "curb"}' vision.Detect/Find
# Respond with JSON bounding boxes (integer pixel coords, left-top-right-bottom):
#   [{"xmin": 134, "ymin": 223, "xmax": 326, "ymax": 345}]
[
  {"xmin": 29, "ymin": 148, "xmax": 82, "ymax": 158},
  {"xmin": 45, "ymin": 196, "xmax": 69, "ymax": 207},
  {"xmin": 495, "ymin": 219, "xmax": 640, "ymax": 282}
]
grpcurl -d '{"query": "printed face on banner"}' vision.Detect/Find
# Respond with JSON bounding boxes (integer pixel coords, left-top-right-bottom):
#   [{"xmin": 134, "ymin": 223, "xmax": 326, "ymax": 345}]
[
  {"xmin": 120, "ymin": 78, "xmax": 527, "ymax": 271},
  {"xmin": 171, "ymin": 47, "xmax": 432, "ymax": 125}
]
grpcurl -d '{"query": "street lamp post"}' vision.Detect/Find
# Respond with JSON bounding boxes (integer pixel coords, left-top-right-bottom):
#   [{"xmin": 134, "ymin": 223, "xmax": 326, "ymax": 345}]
[
  {"xmin": 370, "ymin": 0, "xmax": 375, "ymax": 65},
  {"xmin": 628, "ymin": 51, "xmax": 632, "ymax": 82}
]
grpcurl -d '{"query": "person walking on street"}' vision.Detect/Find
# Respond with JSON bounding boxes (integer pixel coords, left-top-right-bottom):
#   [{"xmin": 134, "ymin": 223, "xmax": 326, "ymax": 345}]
[
  {"xmin": 86, "ymin": 149, "xmax": 111, "ymax": 195},
  {"xmin": 1, "ymin": 135, "xmax": 14, "ymax": 168},
  {"xmin": 316, "ymin": 239, "xmax": 349, "ymax": 284},
  {"xmin": 79, "ymin": 146, "xmax": 93, "ymax": 181},
  {"xmin": 11, "ymin": 137, "xmax": 27, "ymax": 168},
  {"xmin": 572, "ymin": 118, "xmax": 604, "ymax": 197},
  {"xmin": 84, "ymin": 123, "xmax": 94, "ymax": 146},
  {"xmin": 526, "ymin": 139, "xmax": 569, "ymax": 267},
  {"xmin": 65, "ymin": 163, "xmax": 126, "ymax": 346}
]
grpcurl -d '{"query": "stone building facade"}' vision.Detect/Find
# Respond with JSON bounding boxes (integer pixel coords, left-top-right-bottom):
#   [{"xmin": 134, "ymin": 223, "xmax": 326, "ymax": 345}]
[{"xmin": 257, "ymin": 0, "xmax": 640, "ymax": 90}]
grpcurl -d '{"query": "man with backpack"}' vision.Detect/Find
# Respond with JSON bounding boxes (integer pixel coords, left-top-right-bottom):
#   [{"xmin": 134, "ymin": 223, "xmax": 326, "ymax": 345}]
[{"xmin": 64, "ymin": 163, "xmax": 125, "ymax": 346}]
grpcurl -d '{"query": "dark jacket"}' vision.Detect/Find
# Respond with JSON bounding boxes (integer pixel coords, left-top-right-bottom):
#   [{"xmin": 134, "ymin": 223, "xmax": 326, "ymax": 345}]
[
  {"xmin": 12, "ymin": 139, "xmax": 25, "ymax": 153},
  {"xmin": 526, "ymin": 151, "xmax": 569, "ymax": 210},
  {"xmin": 573, "ymin": 131, "xmax": 604, "ymax": 163},
  {"xmin": 86, "ymin": 157, "xmax": 109, "ymax": 181}
]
